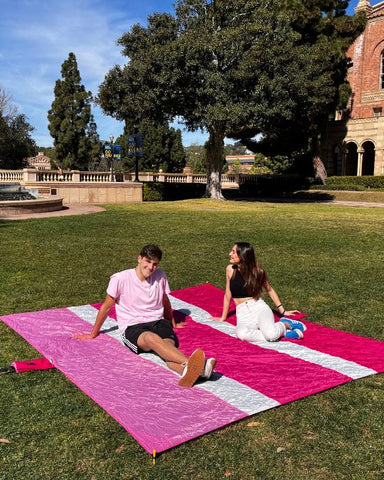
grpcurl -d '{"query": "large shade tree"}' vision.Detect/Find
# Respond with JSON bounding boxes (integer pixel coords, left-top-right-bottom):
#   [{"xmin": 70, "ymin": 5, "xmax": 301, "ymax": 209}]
[
  {"xmin": 98, "ymin": 0, "xmax": 365, "ymax": 198},
  {"xmin": 235, "ymin": 0, "xmax": 366, "ymax": 182},
  {"xmin": 48, "ymin": 52, "xmax": 94, "ymax": 170}
]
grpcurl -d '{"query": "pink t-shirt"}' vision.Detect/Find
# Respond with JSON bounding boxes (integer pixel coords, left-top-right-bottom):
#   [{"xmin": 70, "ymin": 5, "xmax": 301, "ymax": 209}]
[{"xmin": 106, "ymin": 268, "xmax": 171, "ymax": 333}]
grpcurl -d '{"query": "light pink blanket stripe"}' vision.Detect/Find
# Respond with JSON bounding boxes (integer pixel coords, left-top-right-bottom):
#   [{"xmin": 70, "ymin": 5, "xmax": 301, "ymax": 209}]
[
  {"xmin": 171, "ymin": 284, "xmax": 384, "ymax": 371},
  {"xmin": 1, "ymin": 309, "xmax": 247, "ymax": 453}
]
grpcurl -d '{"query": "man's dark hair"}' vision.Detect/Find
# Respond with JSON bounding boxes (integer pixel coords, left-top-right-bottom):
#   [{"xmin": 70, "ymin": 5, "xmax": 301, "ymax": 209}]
[{"xmin": 140, "ymin": 244, "xmax": 163, "ymax": 261}]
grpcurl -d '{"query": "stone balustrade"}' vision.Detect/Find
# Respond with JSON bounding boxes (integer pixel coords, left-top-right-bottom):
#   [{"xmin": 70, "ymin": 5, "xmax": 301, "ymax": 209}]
[
  {"xmin": 0, "ymin": 168, "xmax": 246, "ymax": 204},
  {"xmin": 0, "ymin": 170, "xmax": 24, "ymax": 182},
  {"xmin": 0, "ymin": 169, "xmax": 243, "ymax": 186}
]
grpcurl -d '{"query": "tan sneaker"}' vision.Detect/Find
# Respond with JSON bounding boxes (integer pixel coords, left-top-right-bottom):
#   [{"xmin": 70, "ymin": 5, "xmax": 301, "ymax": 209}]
[{"xmin": 178, "ymin": 349, "xmax": 205, "ymax": 387}]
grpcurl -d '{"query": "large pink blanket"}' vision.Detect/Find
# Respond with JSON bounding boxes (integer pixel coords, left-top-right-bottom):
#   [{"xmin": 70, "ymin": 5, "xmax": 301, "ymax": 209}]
[{"xmin": 2, "ymin": 284, "xmax": 383, "ymax": 454}]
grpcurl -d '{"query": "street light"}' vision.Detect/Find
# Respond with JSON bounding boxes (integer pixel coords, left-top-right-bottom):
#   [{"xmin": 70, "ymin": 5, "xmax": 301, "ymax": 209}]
[
  {"xmin": 128, "ymin": 126, "xmax": 144, "ymax": 182},
  {"xmin": 109, "ymin": 135, "xmax": 114, "ymax": 182}
]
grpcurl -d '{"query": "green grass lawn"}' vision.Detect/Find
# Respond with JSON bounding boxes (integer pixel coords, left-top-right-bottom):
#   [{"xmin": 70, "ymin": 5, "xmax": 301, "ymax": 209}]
[{"xmin": 1, "ymin": 199, "xmax": 383, "ymax": 480}]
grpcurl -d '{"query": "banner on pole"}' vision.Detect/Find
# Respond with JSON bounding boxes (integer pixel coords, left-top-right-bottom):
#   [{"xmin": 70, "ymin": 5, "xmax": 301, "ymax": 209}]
[
  {"xmin": 113, "ymin": 145, "xmax": 121, "ymax": 160},
  {"xmin": 103, "ymin": 144, "xmax": 112, "ymax": 158},
  {"xmin": 128, "ymin": 135, "xmax": 135, "ymax": 158},
  {"xmin": 135, "ymin": 134, "xmax": 144, "ymax": 157}
]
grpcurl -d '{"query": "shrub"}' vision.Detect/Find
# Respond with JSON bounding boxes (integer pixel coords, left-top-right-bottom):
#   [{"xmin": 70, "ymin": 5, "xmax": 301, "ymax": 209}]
[
  {"xmin": 143, "ymin": 182, "xmax": 164, "ymax": 201},
  {"xmin": 143, "ymin": 182, "xmax": 206, "ymax": 201},
  {"xmin": 163, "ymin": 182, "xmax": 206, "ymax": 200},
  {"xmin": 239, "ymin": 174, "xmax": 312, "ymax": 197}
]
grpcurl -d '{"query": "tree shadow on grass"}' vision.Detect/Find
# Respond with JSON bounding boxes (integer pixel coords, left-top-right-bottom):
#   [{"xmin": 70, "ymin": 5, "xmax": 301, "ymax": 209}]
[{"xmin": 223, "ymin": 189, "xmax": 335, "ymax": 203}]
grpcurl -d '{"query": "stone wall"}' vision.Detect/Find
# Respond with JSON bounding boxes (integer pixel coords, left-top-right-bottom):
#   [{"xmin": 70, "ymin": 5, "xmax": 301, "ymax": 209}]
[
  {"xmin": 21, "ymin": 182, "xmax": 143, "ymax": 204},
  {"xmin": 0, "ymin": 169, "xmax": 143, "ymax": 204}
]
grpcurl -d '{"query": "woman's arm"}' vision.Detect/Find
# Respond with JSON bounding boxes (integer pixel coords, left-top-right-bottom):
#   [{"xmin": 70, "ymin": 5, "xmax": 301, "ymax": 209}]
[
  {"xmin": 264, "ymin": 281, "xmax": 299, "ymax": 317},
  {"xmin": 212, "ymin": 265, "xmax": 233, "ymax": 322}
]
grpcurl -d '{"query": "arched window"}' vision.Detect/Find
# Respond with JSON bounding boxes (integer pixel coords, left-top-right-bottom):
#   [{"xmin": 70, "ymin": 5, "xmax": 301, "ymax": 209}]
[
  {"xmin": 362, "ymin": 141, "xmax": 375, "ymax": 175},
  {"xmin": 381, "ymin": 51, "xmax": 384, "ymax": 89},
  {"xmin": 345, "ymin": 142, "xmax": 358, "ymax": 176}
]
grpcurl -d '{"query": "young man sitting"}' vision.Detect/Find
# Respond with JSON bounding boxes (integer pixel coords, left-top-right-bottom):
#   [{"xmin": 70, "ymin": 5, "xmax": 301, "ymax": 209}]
[{"xmin": 74, "ymin": 244, "xmax": 216, "ymax": 387}]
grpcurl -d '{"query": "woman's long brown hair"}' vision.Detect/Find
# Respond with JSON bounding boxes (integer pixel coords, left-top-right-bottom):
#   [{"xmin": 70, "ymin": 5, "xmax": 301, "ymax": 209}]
[{"xmin": 235, "ymin": 242, "xmax": 267, "ymax": 298}]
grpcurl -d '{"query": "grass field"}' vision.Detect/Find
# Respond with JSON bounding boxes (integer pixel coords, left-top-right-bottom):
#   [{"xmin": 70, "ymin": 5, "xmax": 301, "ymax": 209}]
[{"xmin": 1, "ymin": 199, "xmax": 383, "ymax": 480}]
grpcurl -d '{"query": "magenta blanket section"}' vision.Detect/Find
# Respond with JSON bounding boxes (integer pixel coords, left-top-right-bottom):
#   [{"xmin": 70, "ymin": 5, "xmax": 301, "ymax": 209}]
[
  {"xmin": 171, "ymin": 284, "xmax": 384, "ymax": 372},
  {"xmin": 93, "ymin": 300, "xmax": 349, "ymax": 404},
  {"xmin": 1, "ymin": 308, "xmax": 246, "ymax": 453},
  {"xmin": 169, "ymin": 321, "xmax": 351, "ymax": 404}
]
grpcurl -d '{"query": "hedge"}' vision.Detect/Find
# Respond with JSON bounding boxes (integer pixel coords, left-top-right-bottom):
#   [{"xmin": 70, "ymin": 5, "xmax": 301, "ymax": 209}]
[
  {"xmin": 143, "ymin": 182, "xmax": 206, "ymax": 201},
  {"xmin": 143, "ymin": 182, "xmax": 164, "ymax": 201},
  {"xmin": 312, "ymin": 183, "xmax": 366, "ymax": 191},
  {"xmin": 143, "ymin": 175, "xmax": 384, "ymax": 200},
  {"xmin": 324, "ymin": 176, "xmax": 384, "ymax": 189},
  {"xmin": 239, "ymin": 174, "xmax": 312, "ymax": 197}
]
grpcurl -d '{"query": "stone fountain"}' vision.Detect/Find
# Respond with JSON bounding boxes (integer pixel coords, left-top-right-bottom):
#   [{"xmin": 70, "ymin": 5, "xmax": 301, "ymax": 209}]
[{"xmin": 0, "ymin": 184, "xmax": 63, "ymax": 217}]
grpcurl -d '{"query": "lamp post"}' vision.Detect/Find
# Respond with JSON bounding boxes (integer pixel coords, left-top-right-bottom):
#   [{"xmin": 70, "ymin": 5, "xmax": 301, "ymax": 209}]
[
  {"xmin": 128, "ymin": 126, "xmax": 143, "ymax": 182},
  {"xmin": 109, "ymin": 135, "xmax": 114, "ymax": 182}
]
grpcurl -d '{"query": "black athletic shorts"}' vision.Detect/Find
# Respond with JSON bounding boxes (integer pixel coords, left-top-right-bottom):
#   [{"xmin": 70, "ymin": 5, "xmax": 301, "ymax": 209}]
[{"xmin": 121, "ymin": 318, "xmax": 179, "ymax": 354}]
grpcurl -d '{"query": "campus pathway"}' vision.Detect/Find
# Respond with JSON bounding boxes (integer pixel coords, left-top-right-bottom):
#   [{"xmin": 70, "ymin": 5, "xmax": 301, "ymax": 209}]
[
  {"xmin": 1, "ymin": 199, "xmax": 383, "ymax": 221},
  {"xmin": 329, "ymin": 200, "xmax": 384, "ymax": 208},
  {"xmin": 0, "ymin": 204, "xmax": 106, "ymax": 220}
]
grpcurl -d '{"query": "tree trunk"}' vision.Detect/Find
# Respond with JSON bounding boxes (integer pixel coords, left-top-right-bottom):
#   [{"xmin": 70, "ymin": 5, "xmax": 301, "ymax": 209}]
[
  {"xmin": 313, "ymin": 155, "xmax": 327, "ymax": 185},
  {"xmin": 204, "ymin": 127, "xmax": 225, "ymax": 199},
  {"xmin": 311, "ymin": 130, "xmax": 328, "ymax": 185}
]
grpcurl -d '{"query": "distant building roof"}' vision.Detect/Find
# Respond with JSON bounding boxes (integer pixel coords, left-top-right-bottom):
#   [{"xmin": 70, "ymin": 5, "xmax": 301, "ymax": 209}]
[
  {"xmin": 27, "ymin": 152, "xmax": 51, "ymax": 170},
  {"xmin": 226, "ymin": 155, "xmax": 255, "ymax": 164}
]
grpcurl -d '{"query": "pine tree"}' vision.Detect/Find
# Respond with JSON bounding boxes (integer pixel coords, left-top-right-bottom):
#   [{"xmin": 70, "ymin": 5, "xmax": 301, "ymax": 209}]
[
  {"xmin": 114, "ymin": 120, "xmax": 185, "ymax": 173},
  {"xmin": 48, "ymin": 52, "xmax": 93, "ymax": 170},
  {"xmin": 167, "ymin": 127, "xmax": 186, "ymax": 173},
  {"xmin": 86, "ymin": 115, "xmax": 103, "ymax": 170}
]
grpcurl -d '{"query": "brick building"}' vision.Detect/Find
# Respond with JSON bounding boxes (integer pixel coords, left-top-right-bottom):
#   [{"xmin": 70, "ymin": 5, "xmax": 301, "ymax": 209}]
[
  {"xmin": 225, "ymin": 155, "xmax": 255, "ymax": 172},
  {"xmin": 323, "ymin": 0, "xmax": 384, "ymax": 176}
]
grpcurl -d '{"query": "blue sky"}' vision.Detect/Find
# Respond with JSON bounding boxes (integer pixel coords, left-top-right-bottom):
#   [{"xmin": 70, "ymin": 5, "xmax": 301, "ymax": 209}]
[{"xmin": 0, "ymin": 0, "xmax": 371, "ymax": 148}]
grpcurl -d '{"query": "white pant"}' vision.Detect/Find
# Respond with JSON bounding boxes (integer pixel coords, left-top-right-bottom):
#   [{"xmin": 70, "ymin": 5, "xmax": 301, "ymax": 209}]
[{"xmin": 236, "ymin": 298, "xmax": 286, "ymax": 342}]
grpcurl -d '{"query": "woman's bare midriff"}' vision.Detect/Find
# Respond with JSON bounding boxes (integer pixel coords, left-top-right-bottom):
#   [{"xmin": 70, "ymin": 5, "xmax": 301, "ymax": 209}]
[{"xmin": 233, "ymin": 297, "xmax": 254, "ymax": 306}]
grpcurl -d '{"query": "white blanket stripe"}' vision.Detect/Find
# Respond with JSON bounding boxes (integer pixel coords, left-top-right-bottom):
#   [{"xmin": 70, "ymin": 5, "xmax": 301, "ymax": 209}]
[
  {"xmin": 69, "ymin": 305, "xmax": 278, "ymax": 415},
  {"xmin": 168, "ymin": 295, "xmax": 377, "ymax": 380}
]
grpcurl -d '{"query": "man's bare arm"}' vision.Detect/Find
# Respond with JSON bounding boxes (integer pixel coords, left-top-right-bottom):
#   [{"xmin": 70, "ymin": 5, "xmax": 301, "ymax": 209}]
[{"xmin": 73, "ymin": 294, "xmax": 115, "ymax": 340}]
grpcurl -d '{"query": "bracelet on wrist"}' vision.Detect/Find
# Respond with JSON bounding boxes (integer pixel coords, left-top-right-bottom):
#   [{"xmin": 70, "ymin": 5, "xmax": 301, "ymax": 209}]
[
  {"xmin": 276, "ymin": 304, "xmax": 282, "ymax": 309},
  {"xmin": 281, "ymin": 310, "xmax": 286, "ymax": 316}
]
